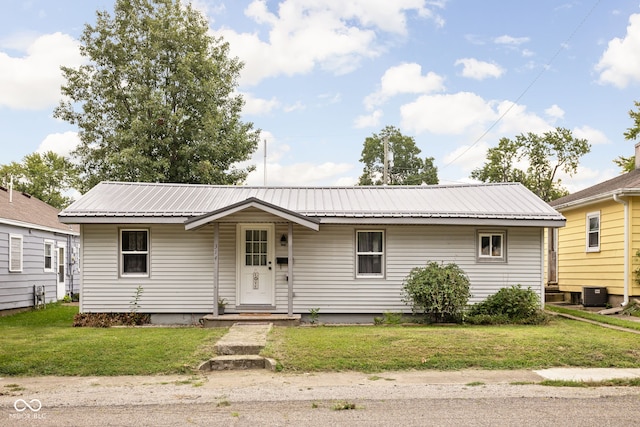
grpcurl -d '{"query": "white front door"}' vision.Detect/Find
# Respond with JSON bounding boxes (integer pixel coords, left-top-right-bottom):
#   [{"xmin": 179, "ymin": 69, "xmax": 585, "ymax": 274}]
[
  {"xmin": 57, "ymin": 243, "xmax": 66, "ymax": 300},
  {"xmin": 237, "ymin": 224, "xmax": 274, "ymax": 306}
]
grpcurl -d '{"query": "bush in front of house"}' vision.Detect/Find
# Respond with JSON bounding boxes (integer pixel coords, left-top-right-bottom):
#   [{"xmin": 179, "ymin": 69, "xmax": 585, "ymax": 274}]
[
  {"xmin": 466, "ymin": 285, "xmax": 549, "ymax": 325},
  {"xmin": 402, "ymin": 261, "xmax": 471, "ymax": 323}
]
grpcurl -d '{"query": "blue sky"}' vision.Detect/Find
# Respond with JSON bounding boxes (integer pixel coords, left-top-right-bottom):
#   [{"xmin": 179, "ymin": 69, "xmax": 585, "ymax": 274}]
[{"xmin": 1, "ymin": 1, "xmax": 640, "ymax": 192}]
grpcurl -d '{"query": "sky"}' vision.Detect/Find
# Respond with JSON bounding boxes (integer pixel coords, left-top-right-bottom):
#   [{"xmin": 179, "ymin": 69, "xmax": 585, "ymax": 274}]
[{"xmin": 1, "ymin": 0, "xmax": 640, "ymax": 192}]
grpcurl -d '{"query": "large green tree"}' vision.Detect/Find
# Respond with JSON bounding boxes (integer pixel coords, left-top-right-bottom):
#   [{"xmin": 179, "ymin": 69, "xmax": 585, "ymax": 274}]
[
  {"xmin": 54, "ymin": 0, "xmax": 259, "ymax": 192},
  {"xmin": 614, "ymin": 100, "xmax": 640, "ymax": 173},
  {"xmin": 359, "ymin": 126, "xmax": 438, "ymax": 186},
  {"xmin": 0, "ymin": 152, "xmax": 79, "ymax": 209},
  {"xmin": 471, "ymin": 127, "xmax": 590, "ymax": 202}
]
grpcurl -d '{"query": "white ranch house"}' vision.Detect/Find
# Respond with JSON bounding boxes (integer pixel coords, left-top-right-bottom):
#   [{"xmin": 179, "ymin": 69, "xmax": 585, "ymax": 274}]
[{"xmin": 59, "ymin": 181, "xmax": 565, "ymax": 324}]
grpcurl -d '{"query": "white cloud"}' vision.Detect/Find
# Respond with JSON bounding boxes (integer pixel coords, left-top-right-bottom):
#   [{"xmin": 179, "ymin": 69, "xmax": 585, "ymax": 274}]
[
  {"xmin": 454, "ymin": 58, "xmax": 504, "ymax": 80},
  {"xmin": 0, "ymin": 32, "xmax": 83, "ymax": 110},
  {"xmin": 572, "ymin": 125, "xmax": 610, "ymax": 145},
  {"xmin": 241, "ymin": 92, "xmax": 280, "ymax": 115},
  {"xmin": 442, "ymin": 141, "xmax": 491, "ymax": 174},
  {"xmin": 493, "ymin": 101, "xmax": 553, "ymax": 136},
  {"xmin": 557, "ymin": 165, "xmax": 617, "ymax": 193},
  {"xmin": 595, "ymin": 13, "xmax": 640, "ymax": 88},
  {"xmin": 354, "ymin": 109, "xmax": 383, "ymax": 128},
  {"xmin": 214, "ymin": 0, "xmax": 445, "ymax": 86},
  {"xmin": 363, "ymin": 63, "xmax": 445, "ymax": 110},
  {"xmin": 36, "ymin": 131, "xmax": 80, "ymax": 159},
  {"xmin": 545, "ymin": 104, "xmax": 565, "ymax": 120},
  {"xmin": 494, "ymin": 35, "xmax": 530, "ymax": 45},
  {"xmin": 400, "ymin": 92, "xmax": 496, "ymax": 135},
  {"xmin": 246, "ymin": 161, "xmax": 355, "ymax": 186}
]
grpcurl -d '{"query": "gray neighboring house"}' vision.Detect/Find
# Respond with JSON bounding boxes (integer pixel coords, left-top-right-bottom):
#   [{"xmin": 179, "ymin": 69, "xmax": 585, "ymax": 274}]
[
  {"xmin": 59, "ymin": 181, "xmax": 565, "ymax": 323},
  {"xmin": 1, "ymin": 185, "xmax": 80, "ymax": 313}
]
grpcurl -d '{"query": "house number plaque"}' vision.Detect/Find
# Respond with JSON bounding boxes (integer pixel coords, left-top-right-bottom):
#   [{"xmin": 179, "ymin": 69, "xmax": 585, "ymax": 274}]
[{"xmin": 253, "ymin": 271, "xmax": 259, "ymax": 289}]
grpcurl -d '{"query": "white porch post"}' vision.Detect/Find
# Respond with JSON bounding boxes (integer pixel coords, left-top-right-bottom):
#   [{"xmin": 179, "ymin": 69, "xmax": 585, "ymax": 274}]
[
  {"xmin": 288, "ymin": 222, "xmax": 293, "ymax": 316},
  {"xmin": 213, "ymin": 222, "xmax": 219, "ymax": 316}
]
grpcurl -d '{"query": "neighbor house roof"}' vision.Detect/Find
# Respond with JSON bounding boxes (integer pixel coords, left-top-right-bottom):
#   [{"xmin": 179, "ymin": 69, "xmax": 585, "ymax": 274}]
[
  {"xmin": 59, "ymin": 181, "xmax": 565, "ymax": 228},
  {"xmin": 0, "ymin": 186, "xmax": 79, "ymax": 235},
  {"xmin": 550, "ymin": 168, "xmax": 640, "ymax": 211}
]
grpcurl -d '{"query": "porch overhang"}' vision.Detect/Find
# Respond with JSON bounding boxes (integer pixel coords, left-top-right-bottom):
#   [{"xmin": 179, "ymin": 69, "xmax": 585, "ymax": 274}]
[{"xmin": 184, "ymin": 197, "xmax": 320, "ymax": 231}]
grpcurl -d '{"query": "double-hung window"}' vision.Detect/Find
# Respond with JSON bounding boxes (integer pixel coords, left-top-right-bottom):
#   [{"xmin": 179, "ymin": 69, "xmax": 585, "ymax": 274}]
[
  {"xmin": 477, "ymin": 230, "xmax": 506, "ymax": 262},
  {"xmin": 586, "ymin": 211, "xmax": 600, "ymax": 252},
  {"xmin": 120, "ymin": 229, "xmax": 149, "ymax": 276},
  {"xmin": 44, "ymin": 240, "xmax": 54, "ymax": 272},
  {"xmin": 356, "ymin": 230, "xmax": 384, "ymax": 277},
  {"xmin": 9, "ymin": 234, "xmax": 23, "ymax": 273}
]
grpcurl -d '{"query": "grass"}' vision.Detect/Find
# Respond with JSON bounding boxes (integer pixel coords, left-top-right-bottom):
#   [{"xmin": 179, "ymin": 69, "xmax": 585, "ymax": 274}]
[
  {"xmin": 545, "ymin": 304, "xmax": 640, "ymax": 332},
  {"xmin": 0, "ymin": 303, "xmax": 226, "ymax": 376},
  {"xmin": 261, "ymin": 318, "xmax": 640, "ymax": 372}
]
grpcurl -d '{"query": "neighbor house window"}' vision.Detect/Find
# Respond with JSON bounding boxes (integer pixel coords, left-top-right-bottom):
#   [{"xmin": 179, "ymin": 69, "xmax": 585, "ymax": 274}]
[
  {"xmin": 477, "ymin": 231, "xmax": 506, "ymax": 262},
  {"xmin": 586, "ymin": 211, "xmax": 600, "ymax": 252},
  {"xmin": 44, "ymin": 240, "xmax": 54, "ymax": 272},
  {"xmin": 356, "ymin": 230, "xmax": 384, "ymax": 277},
  {"xmin": 9, "ymin": 234, "xmax": 23, "ymax": 272},
  {"xmin": 120, "ymin": 229, "xmax": 149, "ymax": 276}
]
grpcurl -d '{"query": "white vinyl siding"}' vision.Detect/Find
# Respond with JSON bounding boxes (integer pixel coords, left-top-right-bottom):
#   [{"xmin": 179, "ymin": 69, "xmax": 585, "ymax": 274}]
[
  {"xmin": 78, "ymin": 221, "xmax": 544, "ymax": 314},
  {"xmin": 586, "ymin": 211, "xmax": 600, "ymax": 252},
  {"xmin": 9, "ymin": 234, "xmax": 22, "ymax": 273}
]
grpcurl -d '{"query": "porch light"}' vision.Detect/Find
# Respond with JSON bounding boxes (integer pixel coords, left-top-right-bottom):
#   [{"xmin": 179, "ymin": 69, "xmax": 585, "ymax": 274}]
[{"xmin": 280, "ymin": 234, "xmax": 287, "ymax": 246}]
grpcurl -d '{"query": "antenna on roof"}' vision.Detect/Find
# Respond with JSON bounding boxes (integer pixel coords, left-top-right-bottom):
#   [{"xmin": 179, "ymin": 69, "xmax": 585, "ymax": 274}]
[
  {"xmin": 263, "ymin": 138, "xmax": 267, "ymax": 186},
  {"xmin": 9, "ymin": 175, "xmax": 13, "ymax": 203}
]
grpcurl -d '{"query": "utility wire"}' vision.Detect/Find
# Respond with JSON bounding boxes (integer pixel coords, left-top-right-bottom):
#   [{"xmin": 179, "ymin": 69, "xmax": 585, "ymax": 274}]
[{"xmin": 442, "ymin": 0, "xmax": 602, "ymax": 170}]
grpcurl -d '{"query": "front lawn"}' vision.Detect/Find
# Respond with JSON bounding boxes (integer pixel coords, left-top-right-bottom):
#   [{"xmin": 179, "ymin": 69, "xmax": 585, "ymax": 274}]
[
  {"xmin": 0, "ymin": 304, "xmax": 226, "ymax": 376},
  {"xmin": 262, "ymin": 318, "xmax": 640, "ymax": 372}
]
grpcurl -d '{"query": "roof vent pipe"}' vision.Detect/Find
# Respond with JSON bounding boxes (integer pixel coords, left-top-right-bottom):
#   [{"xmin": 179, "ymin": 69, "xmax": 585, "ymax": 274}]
[
  {"xmin": 9, "ymin": 176, "xmax": 13, "ymax": 203},
  {"xmin": 635, "ymin": 142, "xmax": 640, "ymax": 170}
]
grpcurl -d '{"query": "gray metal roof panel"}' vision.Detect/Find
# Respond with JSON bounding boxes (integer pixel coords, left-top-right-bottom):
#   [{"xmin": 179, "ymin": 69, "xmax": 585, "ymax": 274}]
[{"xmin": 59, "ymin": 181, "xmax": 564, "ymax": 224}]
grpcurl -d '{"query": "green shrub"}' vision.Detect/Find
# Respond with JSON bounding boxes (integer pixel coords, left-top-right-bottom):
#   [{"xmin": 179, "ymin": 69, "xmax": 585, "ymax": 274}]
[
  {"xmin": 468, "ymin": 285, "xmax": 548, "ymax": 325},
  {"xmin": 401, "ymin": 261, "xmax": 471, "ymax": 323}
]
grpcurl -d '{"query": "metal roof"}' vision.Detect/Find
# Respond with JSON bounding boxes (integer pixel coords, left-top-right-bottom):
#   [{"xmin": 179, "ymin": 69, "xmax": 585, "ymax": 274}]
[{"xmin": 58, "ymin": 181, "xmax": 565, "ymax": 227}]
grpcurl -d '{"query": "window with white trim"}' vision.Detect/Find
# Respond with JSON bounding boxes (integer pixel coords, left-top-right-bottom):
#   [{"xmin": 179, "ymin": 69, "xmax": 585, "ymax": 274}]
[
  {"xmin": 120, "ymin": 229, "xmax": 149, "ymax": 276},
  {"xmin": 586, "ymin": 211, "xmax": 600, "ymax": 252},
  {"xmin": 477, "ymin": 231, "xmax": 506, "ymax": 262},
  {"xmin": 44, "ymin": 240, "xmax": 54, "ymax": 272},
  {"xmin": 9, "ymin": 234, "xmax": 23, "ymax": 272},
  {"xmin": 356, "ymin": 230, "xmax": 384, "ymax": 277}
]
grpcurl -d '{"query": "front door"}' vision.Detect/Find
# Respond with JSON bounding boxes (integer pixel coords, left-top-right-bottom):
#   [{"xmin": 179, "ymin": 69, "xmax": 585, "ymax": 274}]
[
  {"xmin": 237, "ymin": 224, "xmax": 274, "ymax": 306},
  {"xmin": 57, "ymin": 243, "xmax": 66, "ymax": 300}
]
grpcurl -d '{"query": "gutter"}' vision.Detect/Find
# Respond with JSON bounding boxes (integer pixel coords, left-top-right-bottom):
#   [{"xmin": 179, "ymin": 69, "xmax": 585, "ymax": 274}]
[{"xmin": 612, "ymin": 193, "xmax": 630, "ymax": 306}]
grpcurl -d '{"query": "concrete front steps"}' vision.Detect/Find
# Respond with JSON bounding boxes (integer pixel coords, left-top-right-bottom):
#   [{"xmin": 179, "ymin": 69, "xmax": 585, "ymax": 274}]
[
  {"xmin": 198, "ymin": 323, "xmax": 277, "ymax": 372},
  {"xmin": 200, "ymin": 313, "xmax": 301, "ymax": 327}
]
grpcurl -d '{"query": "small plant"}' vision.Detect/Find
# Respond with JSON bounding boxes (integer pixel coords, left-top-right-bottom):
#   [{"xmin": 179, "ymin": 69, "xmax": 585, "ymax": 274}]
[
  {"xmin": 374, "ymin": 311, "xmax": 404, "ymax": 325},
  {"xmin": 311, "ymin": 402, "xmax": 319, "ymax": 409},
  {"xmin": 308, "ymin": 307, "xmax": 320, "ymax": 324},
  {"xmin": 401, "ymin": 261, "xmax": 471, "ymax": 323},
  {"xmin": 332, "ymin": 401, "xmax": 356, "ymax": 410},
  {"xmin": 62, "ymin": 295, "xmax": 72, "ymax": 303},
  {"xmin": 218, "ymin": 298, "xmax": 227, "ymax": 314},
  {"xmin": 130, "ymin": 285, "xmax": 144, "ymax": 314}
]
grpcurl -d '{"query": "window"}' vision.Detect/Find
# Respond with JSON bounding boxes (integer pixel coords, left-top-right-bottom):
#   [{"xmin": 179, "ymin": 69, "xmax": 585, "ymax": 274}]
[
  {"xmin": 477, "ymin": 231, "xmax": 506, "ymax": 262},
  {"xmin": 9, "ymin": 234, "xmax": 23, "ymax": 272},
  {"xmin": 586, "ymin": 211, "xmax": 600, "ymax": 252},
  {"xmin": 356, "ymin": 230, "xmax": 384, "ymax": 277},
  {"xmin": 120, "ymin": 229, "xmax": 149, "ymax": 276},
  {"xmin": 44, "ymin": 240, "xmax": 54, "ymax": 272}
]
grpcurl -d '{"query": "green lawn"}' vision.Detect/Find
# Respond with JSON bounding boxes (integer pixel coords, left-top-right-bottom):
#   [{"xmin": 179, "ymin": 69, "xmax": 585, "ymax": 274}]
[
  {"xmin": 262, "ymin": 318, "xmax": 640, "ymax": 372},
  {"xmin": 0, "ymin": 304, "xmax": 226, "ymax": 376},
  {"xmin": 2, "ymin": 304, "xmax": 640, "ymax": 376}
]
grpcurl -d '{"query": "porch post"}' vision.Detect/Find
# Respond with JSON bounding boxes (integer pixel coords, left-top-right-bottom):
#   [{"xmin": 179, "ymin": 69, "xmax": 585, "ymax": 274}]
[
  {"xmin": 287, "ymin": 222, "xmax": 293, "ymax": 316},
  {"xmin": 213, "ymin": 222, "xmax": 219, "ymax": 316}
]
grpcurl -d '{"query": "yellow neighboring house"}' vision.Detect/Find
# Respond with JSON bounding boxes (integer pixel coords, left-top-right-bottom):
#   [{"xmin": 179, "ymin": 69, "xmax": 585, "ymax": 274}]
[{"xmin": 549, "ymin": 151, "xmax": 640, "ymax": 307}]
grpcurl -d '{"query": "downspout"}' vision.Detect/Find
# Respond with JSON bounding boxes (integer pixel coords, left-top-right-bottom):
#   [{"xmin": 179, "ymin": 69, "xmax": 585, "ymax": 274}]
[{"xmin": 613, "ymin": 193, "xmax": 630, "ymax": 306}]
